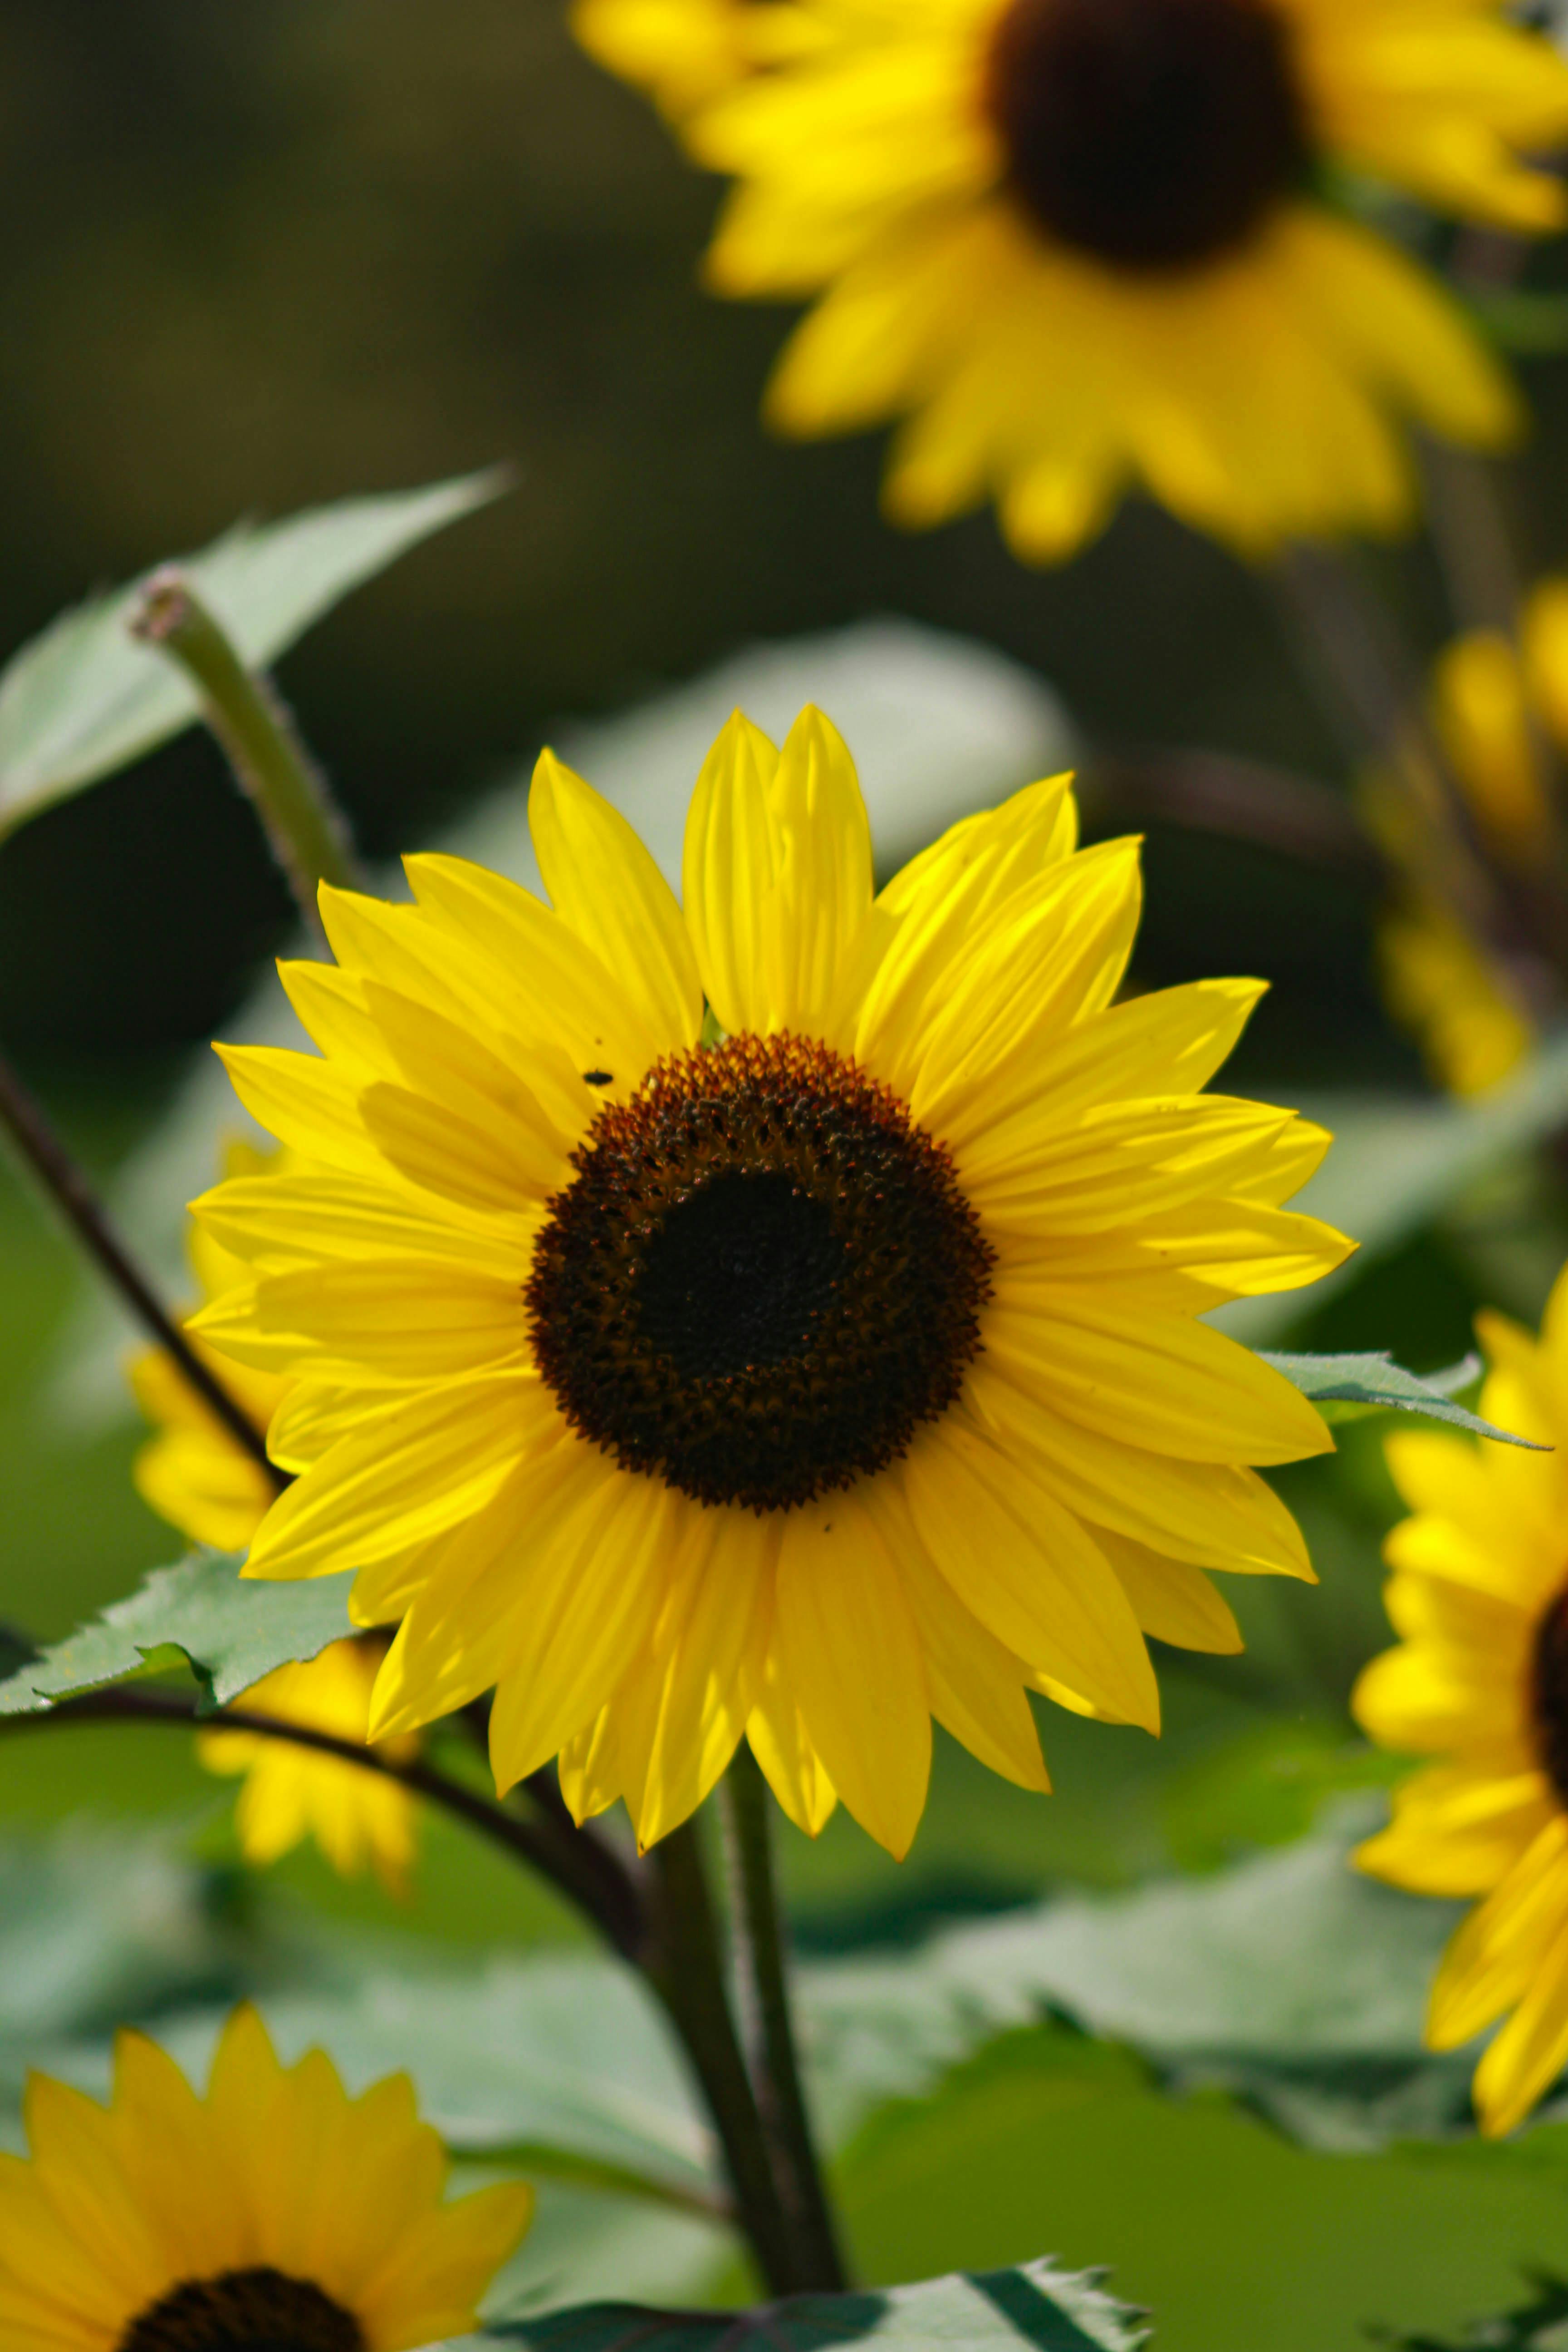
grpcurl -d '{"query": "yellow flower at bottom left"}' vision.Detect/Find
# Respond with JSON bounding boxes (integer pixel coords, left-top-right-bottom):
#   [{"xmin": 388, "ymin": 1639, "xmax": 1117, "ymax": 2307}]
[
  {"xmin": 130, "ymin": 1140, "xmax": 419, "ymax": 1893},
  {"xmin": 0, "ymin": 2004, "xmax": 533, "ymax": 2352}
]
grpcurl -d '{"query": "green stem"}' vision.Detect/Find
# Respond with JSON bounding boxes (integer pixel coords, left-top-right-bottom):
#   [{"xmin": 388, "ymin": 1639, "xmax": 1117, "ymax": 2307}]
[
  {"xmin": 128, "ymin": 569, "xmax": 363, "ymax": 934},
  {"xmin": 0, "ymin": 1681, "xmax": 647, "ymax": 1960},
  {"xmin": 0, "ymin": 1046, "xmax": 282, "ymax": 1487},
  {"xmin": 720, "ymin": 1742, "xmax": 848, "ymax": 2289},
  {"xmin": 643, "ymin": 1819, "xmax": 803, "ymax": 2297}
]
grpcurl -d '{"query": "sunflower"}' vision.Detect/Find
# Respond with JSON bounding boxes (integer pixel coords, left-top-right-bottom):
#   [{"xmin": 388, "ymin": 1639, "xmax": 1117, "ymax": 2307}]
[
  {"xmin": 131, "ymin": 1142, "xmax": 420, "ymax": 1891},
  {"xmin": 194, "ymin": 706, "xmax": 1350, "ymax": 1858},
  {"xmin": 573, "ymin": 0, "xmax": 1568, "ymax": 560},
  {"xmin": 1357, "ymin": 574, "xmax": 1568, "ymax": 1096},
  {"xmin": 198, "ymin": 1638, "xmax": 419, "ymax": 1895},
  {"xmin": 1372, "ymin": 899, "xmax": 1532, "ymax": 1100},
  {"xmin": 1354, "ymin": 1263, "xmax": 1568, "ymax": 2136},
  {"xmin": 573, "ymin": 0, "xmax": 755, "ymax": 118},
  {"xmin": 1431, "ymin": 588, "xmax": 1568, "ymax": 874},
  {"xmin": 0, "ymin": 2002, "xmax": 533, "ymax": 2352}
]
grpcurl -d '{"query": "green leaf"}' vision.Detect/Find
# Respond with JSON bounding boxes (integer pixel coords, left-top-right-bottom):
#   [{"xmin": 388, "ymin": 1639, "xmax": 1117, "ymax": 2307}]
[
  {"xmin": 829, "ymin": 2026, "xmax": 1568, "ymax": 2352},
  {"xmin": 0, "ymin": 1551, "xmax": 355, "ymax": 1716},
  {"xmin": 1258, "ymin": 1350, "xmax": 1543, "ymax": 1447},
  {"xmin": 1377, "ymin": 2274, "xmax": 1568, "ymax": 2352},
  {"xmin": 0, "ymin": 469, "xmax": 505, "ymax": 838},
  {"xmin": 1160, "ymin": 1720, "xmax": 1405, "ymax": 1876},
  {"xmin": 804, "ymin": 1803, "xmax": 1470, "ymax": 2154},
  {"xmin": 0, "ymin": 1827, "xmax": 238, "ymax": 2066},
  {"xmin": 1216, "ymin": 1034, "xmax": 1568, "ymax": 1347},
  {"xmin": 474, "ymin": 2260, "xmax": 1144, "ymax": 2352}
]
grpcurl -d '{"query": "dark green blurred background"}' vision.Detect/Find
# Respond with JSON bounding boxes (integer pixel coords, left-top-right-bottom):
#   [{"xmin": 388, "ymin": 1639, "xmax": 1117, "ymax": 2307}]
[{"xmin": 12, "ymin": 0, "xmax": 1568, "ymax": 1069}]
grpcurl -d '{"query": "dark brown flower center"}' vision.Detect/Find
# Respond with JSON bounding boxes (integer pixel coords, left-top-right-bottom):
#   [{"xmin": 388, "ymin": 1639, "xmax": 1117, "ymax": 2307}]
[
  {"xmin": 525, "ymin": 1033, "xmax": 994, "ymax": 1512},
  {"xmin": 1533, "ymin": 1584, "xmax": 1568, "ymax": 1807},
  {"xmin": 118, "ymin": 2267, "xmax": 364, "ymax": 2352},
  {"xmin": 984, "ymin": 0, "xmax": 1309, "ymax": 271}
]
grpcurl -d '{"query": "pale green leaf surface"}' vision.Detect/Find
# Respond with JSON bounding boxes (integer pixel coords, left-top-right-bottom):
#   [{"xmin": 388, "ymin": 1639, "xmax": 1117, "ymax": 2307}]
[
  {"xmin": 0, "ymin": 469, "xmax": 504, "ymax": 836},
  {"xmin": 1259, "ymin": 1351, "xmax": 1541, "ymax": 1446},
  {"xmin": 799, "ymin": 1803, "xmax": 1470, "ymax": 2153},
  {"xmin": 469, "ymin": 2259, "xmax": 1144, "ymax": 2352},
  {"xmin": 0, "ymin": 1551, "xmax": 356, "ymax": 1716},
  {"xmin": 0, "ymin": 1827, "xmax": 236, "ymax": 2063}
]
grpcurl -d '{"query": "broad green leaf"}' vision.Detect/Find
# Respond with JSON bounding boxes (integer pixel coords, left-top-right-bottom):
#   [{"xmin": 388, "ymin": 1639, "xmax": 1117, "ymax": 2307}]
[
  {"xmin": 0, "ymin": 469, "xmax": 504, "ymax": 837},
  {"xmin": 475, "ymin": 2260, "xmax": 1144, "ymax": 2352},
  {"xmin": 1216, "ymin": 1033, "xmax": 1568, "ymax": 1346},
  {"xmin": 831, "ymin": 2026, "xmax": 1568, "ymax": 2352},
  {"xmin": 1378, "ymin": 2275, "xmax": 1568, "ymax": 2352},
  {"xmin": 802, "ymin": 1803, "xmax": 1469, "ymax": 2154},
  {"xmin": 1259, "ymin": 1350, "xmax": 1542, "ymax": 1447},
  {"xmin": 0, "ymin": 1551, "xmax": 355, "ymax": 1716}
]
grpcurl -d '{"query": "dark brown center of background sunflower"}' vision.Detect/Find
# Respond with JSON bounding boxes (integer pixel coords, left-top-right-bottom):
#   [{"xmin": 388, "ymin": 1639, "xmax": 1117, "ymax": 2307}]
[
  {"xmin": 1532, "ymin": 1586, "xmax": 1568, "ymax": 1806},
  {"xmin": 985, "ymin": 0, "xmax": 1309, "ymax": 271},
  {"xmin": 525, "ymin": 1033, "xmax": 995, "ymax": 1513},
  {"xmin": 117, "ymin": 2268, "xmax": 364, "ymax": 2352}
]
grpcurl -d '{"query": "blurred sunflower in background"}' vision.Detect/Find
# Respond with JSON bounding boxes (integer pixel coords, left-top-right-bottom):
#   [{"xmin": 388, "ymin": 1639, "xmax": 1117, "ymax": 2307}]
[
  {"xmin": 1356, "ymin": 1263, "xmax": 1568, "ymax": 2136},
  {"xmin": 574, "ymin": 0, "xmax": 1568, "ymax": 559},
  {"xmin": 576, "ymin": 0, "xmax": 760, "ymax": 115},
  {"xmin": 131, "ymin": 1142, "xmax": 420, "ymax": 1891},
  {"xmin": 191, "ymin": 706, "xmax": 1349, "ymax": 1860},
  {"xmin": 0, "ymin": 2004, "xmax": 533, "ymax": 2351},
  {"xmin": 1364, "ymin": 576, "xmax": 1568, "ymax": 1097}
]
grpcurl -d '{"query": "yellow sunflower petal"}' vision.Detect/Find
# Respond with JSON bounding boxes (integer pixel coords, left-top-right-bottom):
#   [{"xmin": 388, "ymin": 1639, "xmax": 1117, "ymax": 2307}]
[
  {"xmin": 1472, "ymin": 1914, "xmax": 1568, "ymax": 2136},
  {"xmin": 243, "ymin": 1374, "xmax": 546, "ymax": 1585},
  {"xmin": 869, "ymin": 1478, "xmax": 1049, "ymax": 1791},
  {"xmin": 683, "ymin": 704, "xmax": 875, "ymax": 1034},
  {"xmin": 1093, "ymin": 1528, "xmax": 1244, "ymax": 1656},
  {"xmin": 1355, "ymin": 1762, "xmax": 1553, "ymax": 1896},
  {"xmin": 746, "ymin": 1651, "xmax": 840, "ymax": 1836},
  {"xmin": 986, "ymin": 1294, "xmax": 1332, "ymax": 1465},
  {"xmin": 630, "ymin": 1504, "xmax": 778, "ymax": 1848},
  {"xmin": 480, "ymin": 1466, "xmax": 686, "ymax": 1793},
  {"xmin": 529, "ymin": 749, "xmax": 705, "ymax": 1051},
  {"xmin": 899, "ymin": 1413, "xmax": 1159, "ymax": 1730},
  {"xmin": 774, "ymin": 1490, "xmax": 931, "ymax": 1857}
]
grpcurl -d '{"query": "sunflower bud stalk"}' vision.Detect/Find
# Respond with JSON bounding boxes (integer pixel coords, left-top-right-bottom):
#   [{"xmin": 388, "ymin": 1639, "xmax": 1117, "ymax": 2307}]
[{"xmin": 128, "ymin": 569, "xmax": 363, "ymax": 936}]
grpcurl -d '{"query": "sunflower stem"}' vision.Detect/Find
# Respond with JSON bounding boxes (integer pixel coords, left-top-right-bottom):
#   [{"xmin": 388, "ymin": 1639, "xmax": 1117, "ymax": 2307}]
[
  {"xmin": 0, "ymin": 1048, "xmax": 283, "ymax": 1487},
  {"xmin": 642, "ymin": 1818, "xmax": 805, "ymax": 2296},
  {"xmin": 127, "ymin": 570, "xmax": 363, "ymax": 939},
  {"xmin": 719, "ymin": 1743, "xmax": 848, "ymax": 2289},
  {"xmin": 1418, "ymin": 440, "xmax": 1524, "ymax": 640},
  {"xmin": 0, "ymin": 1682, "xmax": 648, "ymax": 1959}
]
